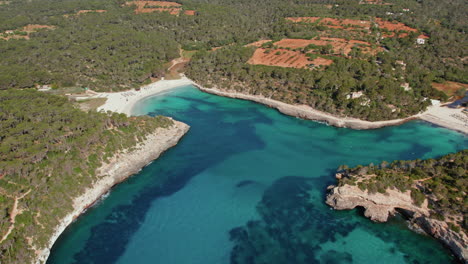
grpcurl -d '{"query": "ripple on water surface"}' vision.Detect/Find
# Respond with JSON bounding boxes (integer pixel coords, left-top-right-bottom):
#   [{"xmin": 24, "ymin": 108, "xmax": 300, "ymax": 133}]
[{"xmin": 48, "ymin": 85, "xmax": 467, "ymax": 264}]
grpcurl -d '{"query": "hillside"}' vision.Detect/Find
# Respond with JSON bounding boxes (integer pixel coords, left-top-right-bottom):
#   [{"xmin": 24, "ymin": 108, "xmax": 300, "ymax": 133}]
[{"xmin": 0, "ymin": 89, "xmax": 187, "ymax": 264}]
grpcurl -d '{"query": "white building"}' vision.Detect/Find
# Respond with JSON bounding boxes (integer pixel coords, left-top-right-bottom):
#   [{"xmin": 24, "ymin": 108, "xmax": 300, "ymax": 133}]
[
  {"xmin": 346, "ymin": 91, "xmax": 364, "ymax": 99},
  {"xmin": 416, "ymin": 34, "xmax": 429, "ymax": 45}
]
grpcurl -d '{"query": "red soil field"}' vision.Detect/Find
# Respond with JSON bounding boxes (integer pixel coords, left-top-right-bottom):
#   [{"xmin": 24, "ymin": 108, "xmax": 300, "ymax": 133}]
[
  {"xmin": 309, "ymin": 57, "xmax": 333, "ymax": 66},
  {"xmin": 247, "ymin": 48, "xmax": 332, "ymax": 69},
  {"xmin": 184, "ymin": 10, "xmax": 196, "ymax": 15},
  {"xmin": 77, "ymin": 10, "xmax": 107, "ymax": 15},
  {"xmin": 375, "ymin": 18, "xmax": 417, "ymax": 35},
  {"xmin": 286, "ymin": 17, "xmax": 321, "ymax": 23},
  {"xmin": 432, "ymin": 82, "xmax": 468, "ymax": 97},
  {"xmin": 287, "ymin": 17, "xmax": 371, "ymax": 30},
  {"xmin": 289, "ymin": 16, "xmax": 424, "ymax": 40},
  {"xmin": 125, "ymin": 1, "xmax": 182, "ymax": 15},
  {"xmin": 64, "ymin": 10, "xmax": 107, "ymax": 17},
  {"xmin": 274, "ymin": 38, "xmax": 378, "ymax": 56},
  {"xmin": 22, "ymin": 24, "xmax": 55, "ymax": 32}
]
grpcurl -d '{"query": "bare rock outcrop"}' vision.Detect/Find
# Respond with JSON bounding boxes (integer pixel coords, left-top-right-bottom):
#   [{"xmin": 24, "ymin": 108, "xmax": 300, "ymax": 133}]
[
  {"xmin": 326, "ymin": 182, "xmax": 468, "ymax": 263},
  {"xmin": 326, "ymin": 184, "xmax": 429, "ymax": 222},
  {"xmin": 414, "ymin": 217, "xmax": 468, "ymax": 262}
]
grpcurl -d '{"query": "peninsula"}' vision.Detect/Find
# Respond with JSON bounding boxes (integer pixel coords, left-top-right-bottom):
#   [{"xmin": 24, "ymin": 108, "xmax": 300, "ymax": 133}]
[{"xmin": 0, "ymin": 90, "xmax": 189, "ymax": 264}]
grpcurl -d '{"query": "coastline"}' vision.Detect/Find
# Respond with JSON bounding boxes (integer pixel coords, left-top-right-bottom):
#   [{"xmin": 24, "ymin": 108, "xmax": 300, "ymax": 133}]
[
  {"xmin": 96, "ymin": 77, "xmax": 193, "ymax": 116},
  {"xmin": 37, "ymin": 120, "xmax": 190, "ymax": 264},
  {"xmin": 194, "ymin": 85, "xmax": 468, "ymax": 134},
  {"xmin": 326, "ymin": 182, "xmax": 468, "ymax": 262},
  {"xmin": 94, "ymin": 76, "xmax": 466, "ymax": 134},
  {"xmin": 36, "ymin": 77, "xmax": 464, "ymax": 263}
]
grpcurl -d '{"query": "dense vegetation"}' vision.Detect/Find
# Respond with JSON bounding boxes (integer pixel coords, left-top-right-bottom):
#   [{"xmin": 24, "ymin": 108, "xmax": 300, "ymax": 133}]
[
  {"xmin": 187, "ymin": 45, "xmax": 437, "ymax": 120},
  {"xmin": 0, "ymin": 0, "xmax": 466, "ymax": 94},
  {"xmin": 0, "ymin": 89, "xmax": 174, "ymax": 263},
  {"xmin": 0, "ymin": 0, "xmax": 466, "ymax": 263},
  {"xmin": 184, "ymin": 0, "xmax": 467, "ymax": 120},
  {"xmin": 336, "ymin": 150, "xmax": 467, "ymax": 234}
]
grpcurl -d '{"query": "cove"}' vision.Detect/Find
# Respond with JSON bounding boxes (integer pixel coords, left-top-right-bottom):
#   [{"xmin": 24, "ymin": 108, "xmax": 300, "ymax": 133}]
[{"xmin": 47, "ymin": 85, "xmax": 467, "ymax": 264}]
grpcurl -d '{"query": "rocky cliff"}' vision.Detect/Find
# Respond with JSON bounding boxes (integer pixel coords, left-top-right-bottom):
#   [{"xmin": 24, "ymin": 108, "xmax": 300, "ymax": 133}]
[
  {"xmin": 326, "ymin": 176, "xmax": 468, "ymax": 263},
  {"xmin": 36, "ymin": 120, "xmax": 190, "ymax": 264}
]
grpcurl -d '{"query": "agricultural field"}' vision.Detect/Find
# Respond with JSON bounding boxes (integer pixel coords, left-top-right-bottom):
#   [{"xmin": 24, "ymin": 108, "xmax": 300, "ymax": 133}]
[
  {"xmin": 246, "ymin": 36, "xmax": 378, "ymax": 69},
  {"xmin": 287, "ymin": 16, "xmax": 428, "ymax": 40},
  {"xmin": 287, "ymin": 17, "xmax": 371, "ymax": 31},
  {"xmin": 274, "ymin": 38, "xmax": 379, "ymax": 55},
  {"xmin": 247, "ymin": 48, "xmax": 333, "ymax": 69},
  {"xmin": 125, "ymin": 1, "xmax": 195, "ymax": 15},
  {"xmin": 432, "ymin": 81, "xmax": 468, "ymax": 98}
]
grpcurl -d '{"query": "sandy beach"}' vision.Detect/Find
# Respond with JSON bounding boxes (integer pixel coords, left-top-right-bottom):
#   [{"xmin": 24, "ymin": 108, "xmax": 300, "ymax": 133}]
[
  {"xmin": 94, "ymin": 77, "xmax": 467, "ymax": 134},
  {"xmin": 420, "ymin": 105, "xmax": 468, "ymax": 135},
  {"xmin": 198, "ymin": 86, "xmax": 467, "ymax": 134},
  {"xmin": 96, "ymin": 77, "xmax": 193, "ymax": 115}
]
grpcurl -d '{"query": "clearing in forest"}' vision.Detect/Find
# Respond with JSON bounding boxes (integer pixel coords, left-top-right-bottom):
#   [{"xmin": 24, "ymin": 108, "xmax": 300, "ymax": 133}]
[
  {"xmin": 125, "ymin": 1, "xmax": 195, "ymax": 15},
  {"xmin": 0, "ymin": 24, "xmax": 56, "ymax": 40},
  {"xmin": 286, "ymin": 17, "xmax": 372, "ymax": 31},
  {"xmin": 64, "ymin": 10, "xmax": 107, "ymax": 17},
  {"xmin": 288, "ymin": 16, "xmax": 428, "ymax": 40},
  {"xmin": 375, "ymin": 18, "xmax": 418, "ymax": 38},
  {"xmin": 274, "ymin": 38, "xmax": 380, "ymax": 56},
  {"xmin": 359, "ymin": 0, "xmax": 392, "ymax": 5},
  {"xmin": 246, "ymin": 36, "xmax": 382, "ymax": 69},
  {"xmin": 247, "ymin": 48, "xmax": 333, "ymax": 69},
  {"xmin": 432, "ymin": 82, "xmax": 468, "ymax": 98}
]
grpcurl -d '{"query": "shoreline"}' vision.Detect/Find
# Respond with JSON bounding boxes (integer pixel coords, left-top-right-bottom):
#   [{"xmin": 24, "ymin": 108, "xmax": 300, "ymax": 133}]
[
  {"xmin": 37, "ymin": 121, "xmax": 190, "ymax": 264},
  {"xmin": 95, "ymin": 77, "xmax": 466, "ymax": 134},
  {"xmin": 96, "ymin": 77, "xmax": 193, "ymax": 116},
  {"xmin": 194, "ymin": 85, "xmax": 468, "ymax": 134},
  {"xmin": 326, "ymin": 181, "xmax": 468, "ymax": 262},
  {"xmin": 38, "ymin": 78, "xmax": 465, "ymax": 263}
]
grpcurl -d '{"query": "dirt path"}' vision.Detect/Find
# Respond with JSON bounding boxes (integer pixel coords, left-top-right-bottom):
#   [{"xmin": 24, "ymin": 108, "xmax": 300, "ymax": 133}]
[
  {"xmin": 0, "ymin": 189, "xmax": 31, "ymax": 243},
  {"xmin": 166, "ymin": 49, "xmax": 190, "ymax": 79}
]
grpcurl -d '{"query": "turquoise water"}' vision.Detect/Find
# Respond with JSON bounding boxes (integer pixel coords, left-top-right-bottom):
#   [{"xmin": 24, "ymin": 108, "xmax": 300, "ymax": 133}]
[{"xmin": 48, "ymin": 85, "xmax": 467, "ymax": 264}]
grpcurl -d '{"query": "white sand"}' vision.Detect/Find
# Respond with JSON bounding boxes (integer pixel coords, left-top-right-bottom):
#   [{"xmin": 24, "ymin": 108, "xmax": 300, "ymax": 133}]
[
  {"xmin": 95, "ymin": 77, "xmax": 467, "ymax": 134},
  {"xmin": 96, "ymin": 77, "xmax": 193, "ymax": 116},
  {"xmin": 420, "ymin": 105, "xmax": 468, "ymax": 134}
]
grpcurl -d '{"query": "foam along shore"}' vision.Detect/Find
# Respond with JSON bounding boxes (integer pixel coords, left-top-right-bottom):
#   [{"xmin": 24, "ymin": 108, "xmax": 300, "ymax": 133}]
[
  {"xmin": 195, "ymin": 86, "xmax": 468, "ymax": 134},
  {"xmin": 96, "ymin": 77, "xmax": 193, "ymax": 116},
  {"xmin": 37, "ymin": 120, "xmax": 190, "ymax": 264}
]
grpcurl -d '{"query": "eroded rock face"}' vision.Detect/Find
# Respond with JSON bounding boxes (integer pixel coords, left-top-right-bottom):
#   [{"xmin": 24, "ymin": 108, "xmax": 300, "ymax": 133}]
[
  {"xmin": 326, "ymin": 183, "xmax": 468, "ymax": 263},
  {"xmin": 414, "ymin": 217, "xmax": 468, "ymax": 263},
  {"xmin": 325, "ymin": 184, "xmax": 429, "ymax": 222}
]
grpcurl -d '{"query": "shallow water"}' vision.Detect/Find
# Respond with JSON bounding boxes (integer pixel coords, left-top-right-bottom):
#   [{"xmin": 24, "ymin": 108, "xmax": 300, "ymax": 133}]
[{"xmin": 48, "ymin": 85, "xmax": 467, "ymax": 264}]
